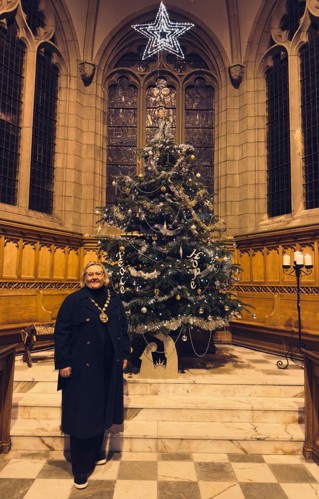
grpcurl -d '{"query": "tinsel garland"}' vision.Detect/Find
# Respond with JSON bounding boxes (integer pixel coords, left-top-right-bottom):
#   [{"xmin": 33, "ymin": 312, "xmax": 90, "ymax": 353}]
[{"xmin": 129, "ymin": 315, "xmax": 229, "ymax": 335}]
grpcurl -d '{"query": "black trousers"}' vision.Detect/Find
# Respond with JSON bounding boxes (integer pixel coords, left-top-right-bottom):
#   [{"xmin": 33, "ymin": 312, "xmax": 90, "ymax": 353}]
[{"xmin": 69, "ymin": 431, "xmax": 105, "ymax": 476}]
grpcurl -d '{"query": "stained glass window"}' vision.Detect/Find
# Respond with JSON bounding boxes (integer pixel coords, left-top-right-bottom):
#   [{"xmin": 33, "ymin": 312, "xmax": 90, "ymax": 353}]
[
  {"xmin": 107, "ymin": 76, "xmax": 138, "ymax": 204},
  {"xmin": 185, "ymin": 78, "xmax": 214, "ymax": 194}
]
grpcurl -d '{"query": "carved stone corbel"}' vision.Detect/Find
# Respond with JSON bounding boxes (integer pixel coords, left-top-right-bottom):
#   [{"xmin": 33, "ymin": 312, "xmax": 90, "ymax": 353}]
[
  {"xmin": 228, "ymin": 63, "xmax": 245, "ymax": 89},
  {"xmin": 79, "ymin": 61, "xmax": 96, "ymax": 86}
]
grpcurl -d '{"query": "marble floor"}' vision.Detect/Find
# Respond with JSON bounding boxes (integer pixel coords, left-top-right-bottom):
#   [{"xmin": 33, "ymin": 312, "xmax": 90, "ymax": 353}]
[
  {"xmin": 1, "ymin": 344, "xmax": 317, "ymax": 498},
  {"xmin": 2, "ymin": 449, "xmax": 319, "ymax": 499}
]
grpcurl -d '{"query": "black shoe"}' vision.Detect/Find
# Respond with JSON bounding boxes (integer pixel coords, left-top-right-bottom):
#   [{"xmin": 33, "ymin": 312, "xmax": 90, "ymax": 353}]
[
  {"xmin": 95, "ymin": 453, "xmax": 107, "ymax": 465},
  {"xmin": 73, "ymin": 474, "xmax": 88, "ymax": 489}
]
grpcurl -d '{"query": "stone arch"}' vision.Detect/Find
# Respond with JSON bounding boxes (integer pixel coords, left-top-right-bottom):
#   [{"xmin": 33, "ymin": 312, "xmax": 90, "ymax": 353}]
[
  {"xmin": 0, "ymin": 0, "xmax": 82, "ymax": 224},
  {"xmin": 91, "ymin": 5, "xmax": 236, "ymax": 226},
  {"xmin": 95, "ymin": 6, "xmax": 229, "ymax": 90},
  {"xmin": 244, "ymin": 0, "xmax": 279, "ymax": 66},
  {"xmin": 244, "ymin": 0, "xmax": 319, "ymax": 230}
]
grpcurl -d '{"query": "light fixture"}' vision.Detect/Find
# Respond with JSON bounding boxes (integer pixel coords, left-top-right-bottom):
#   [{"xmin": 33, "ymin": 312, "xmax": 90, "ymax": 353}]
[{"xmin": 132, "ymin": 2, "xmax": 194, "ymax": 59}]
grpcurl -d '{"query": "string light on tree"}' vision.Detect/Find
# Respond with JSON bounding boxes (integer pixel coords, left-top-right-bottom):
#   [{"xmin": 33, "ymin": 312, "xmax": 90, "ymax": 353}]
[
  {"xmin": 132, "ymin": 2, "xmax": 194, "ymax": 59},
  {"xmin": 99, "ymin": 122, "xmax": 244, "ymax": 357}
]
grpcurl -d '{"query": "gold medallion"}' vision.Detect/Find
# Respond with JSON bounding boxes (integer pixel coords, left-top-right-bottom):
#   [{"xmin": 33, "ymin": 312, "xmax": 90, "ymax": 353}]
[
  {"xmin": 89, "ymin": 289, "xmax": 111, "ymax": 323},
  {"xmin": 99, "ymin": 312, "xmax": 109, "ymax": 323}
]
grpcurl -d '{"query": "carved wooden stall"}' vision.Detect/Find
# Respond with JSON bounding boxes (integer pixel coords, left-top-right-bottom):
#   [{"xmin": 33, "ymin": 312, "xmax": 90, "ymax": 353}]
[
  {"xmin": 232, "ymin": 226, "xmax": 319, "ymax": 355},
  {"xmin": 0, "ymin": 220, "xmax": 101, "ymax": 349}
]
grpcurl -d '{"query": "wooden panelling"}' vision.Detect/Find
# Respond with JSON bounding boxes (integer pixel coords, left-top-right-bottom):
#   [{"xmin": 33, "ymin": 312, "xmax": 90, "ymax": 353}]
[
  {"xmin": 0, "ymin": 221, "xmax": 100, "ymax": 349},
  {"xmin": 266, "ymin": 248, "xmax": 280, "ymax": 283},
  {"xmin": 251, "ymin": 249, "xmax": 265, "ymax": 282},
  {"xmin": 67, "ymin": 249, "xmax": 80, "ymax": 279},
  {"xmin": 21, "ymin": 243, "xmax": 36, "ymax": 279},
  {"xmin": 3, "ymin": 240, "xmax": 18, "ymax": 278},
  {"xmin": 1, "ymin": 219, "xmax": 319, "ymax": 357},
  {"xmin": 53, "ymin": 247, "xmax": 67, "ymax": 279},
  {"xmin": 0, "ymin": 292, "xmax": 38, "ymax": 325},
  {"xmin": 238, "ymin": 291, "xmax": 277, "ymax": 323},
  {"xmin": 40, "ymin": 290, "xmax": 73, "ymax": 321},
  {"xmin": 232, "ymin": 226, "xmax": 319, "ymax": 353},
  {"xmin": 237, "ymin": 250, "xmax": 250, "ymax": 282},
  {"xmin": 38, "ymin": 245, "xmax": 52, "ymax": 278}
]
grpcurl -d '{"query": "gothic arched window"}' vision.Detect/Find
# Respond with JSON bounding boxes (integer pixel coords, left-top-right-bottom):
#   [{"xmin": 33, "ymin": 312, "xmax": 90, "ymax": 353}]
[
  {"xmin": 29, "ymin": 48, "xmax": 59, "ymax": 213},
  {"xmin": 105, "ymin": 45, "xmax": 215, "ymax": 204},
  {"xmin": 0, "ymin": 18, "xmax": 25, "ymax": 205},
  {"xmin": 300, "ymin": 22, "xmax": 319, "ymax": 209},
  {"xmin": 0, "ymin": 0, "xmax": 61, "ymax": 216},
  {"xmin": 263, "ymin": 0, "xmax": 309, "ymax": 218},
  {"xmin": 265, "ymin": 52, "xmax": 291, "ymax": 217}
]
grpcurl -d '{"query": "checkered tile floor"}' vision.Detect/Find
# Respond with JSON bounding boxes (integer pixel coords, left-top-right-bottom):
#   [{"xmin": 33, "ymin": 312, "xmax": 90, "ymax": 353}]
[{"xmin": 1, "ymin": 451, "xmax": 319, "ymax": 498}]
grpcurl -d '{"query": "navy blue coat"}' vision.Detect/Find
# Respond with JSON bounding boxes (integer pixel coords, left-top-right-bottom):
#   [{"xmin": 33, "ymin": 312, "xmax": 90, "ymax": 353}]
[{"xmin": 54, "ymin": 286, "xmax": 130, "ymax": 439}]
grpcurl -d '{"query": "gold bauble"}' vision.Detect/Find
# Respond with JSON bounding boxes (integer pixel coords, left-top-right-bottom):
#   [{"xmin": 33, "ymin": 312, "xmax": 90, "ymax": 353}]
[
  {"xmin": 161, "ymin": 185, "xmax": 167, "ymax": 192},
  {"xmin": 138, "ymin": 173, "xmax": 144, "ymax": 178},
  {"xmin": 119, "ymin": 245, "xmax": 125, "ymax": 252},
  {"xmin": 154, "ymin": 288, "xmax": 160, "ymax": 297},
  {"xmin": 176, "ymin": 294, "xmax": 181, "ymax": 301},
  {"xmin": 112, "ymin": 180, "xmax": 117, "ymax": 186},
  {"xmin": 190, "ymin": 154, "xmax": 196, "ymax": 160},
  {"xmin": 141, "ymin": 306, "xmax": 148, "ymax": 314},
  {"xmin": 196, "ymin": 172, "xmax": 201, "ymax": 178},
  {"xmin": 199, "ymin": 307, "xmax": 204, "ymax": 315},
  {"xmin": 197, "ymin": 288, "xmax": 202, "ymax": 294}
]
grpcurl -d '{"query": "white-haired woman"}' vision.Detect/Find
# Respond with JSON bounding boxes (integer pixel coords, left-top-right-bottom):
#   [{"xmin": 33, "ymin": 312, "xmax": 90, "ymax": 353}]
[{"xmin": 54, "ymin": 261, "xmax": 130, "ymax": 489}]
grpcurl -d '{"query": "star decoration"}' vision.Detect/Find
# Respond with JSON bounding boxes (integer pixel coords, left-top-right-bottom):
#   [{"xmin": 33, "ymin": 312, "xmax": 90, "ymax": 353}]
[{"xmin": 132, "ymin": 2, "xmax": 194, "ymax": 60}]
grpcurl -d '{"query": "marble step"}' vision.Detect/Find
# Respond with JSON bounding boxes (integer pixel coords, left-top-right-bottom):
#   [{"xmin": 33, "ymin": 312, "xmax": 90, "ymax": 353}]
[
  {"xmin": 125, "ymin": 380, "xmax": 304, "ymax": 398},
  {"xmin": 14, "ymin": 377, "xmax": 304, "ymax": 398},
  {"xmin": 12, "ymin": 392, "xmax": 304, "ymax": 424},
  {"xmin": 10, "ymin": 418, "xmax": 305, "ymax": 455}
]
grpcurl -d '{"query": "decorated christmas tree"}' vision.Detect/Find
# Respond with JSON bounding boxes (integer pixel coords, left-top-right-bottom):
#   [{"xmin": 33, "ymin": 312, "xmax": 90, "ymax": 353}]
[{"xmin": 99, "ymin": 123, "xmax": 243, "ymax": 348}]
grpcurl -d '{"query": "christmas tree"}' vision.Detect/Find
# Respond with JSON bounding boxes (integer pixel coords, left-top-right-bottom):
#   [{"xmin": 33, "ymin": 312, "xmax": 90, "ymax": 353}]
[{"xmin": 99, "ymin": 123, "xmax": 243, "ymax": 345}]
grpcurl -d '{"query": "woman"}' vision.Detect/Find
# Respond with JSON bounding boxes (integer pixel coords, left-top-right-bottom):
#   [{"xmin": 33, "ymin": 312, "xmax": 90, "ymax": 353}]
[{"xmin": 54, "ymin": 261, "xmax": 130, "ymax": 489}]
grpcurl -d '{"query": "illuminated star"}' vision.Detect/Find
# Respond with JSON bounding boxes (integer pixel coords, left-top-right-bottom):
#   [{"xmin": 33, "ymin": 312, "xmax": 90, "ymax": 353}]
[{"xmin": 132, "ymin": 2, "xmax": 194, "ymax": 59}]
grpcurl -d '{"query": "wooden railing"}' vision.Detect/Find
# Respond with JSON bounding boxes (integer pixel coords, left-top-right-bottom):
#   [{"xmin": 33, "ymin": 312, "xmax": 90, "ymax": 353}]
[
  {"xmin": 303, "ymin": 349, "xmax": 319, "ymax": 464},
  {"xmin": 0, "ymin": 345, "xmax": 17, "ymax": 453}
]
